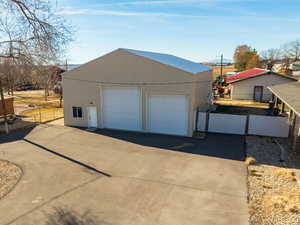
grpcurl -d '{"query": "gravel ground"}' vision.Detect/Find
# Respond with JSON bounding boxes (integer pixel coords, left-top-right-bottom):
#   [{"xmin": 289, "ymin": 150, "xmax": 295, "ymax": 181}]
[
  {"xmin": 246, "ymin": 136, "xmax": 300, "ymax": 225},
  {"xmin": 0, "ymin": 160, "xmax": 22, "ymax": 200}
]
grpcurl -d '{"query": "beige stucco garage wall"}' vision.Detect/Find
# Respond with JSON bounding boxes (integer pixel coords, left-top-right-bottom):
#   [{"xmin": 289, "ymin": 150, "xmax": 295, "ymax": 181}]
[
  {"xmin": 63, "ymin": 49, "xmax": 212, "ymax": 136},
  {"xmin": 230, "ymin": 74, "xmax": 294, "ymax": 101}
]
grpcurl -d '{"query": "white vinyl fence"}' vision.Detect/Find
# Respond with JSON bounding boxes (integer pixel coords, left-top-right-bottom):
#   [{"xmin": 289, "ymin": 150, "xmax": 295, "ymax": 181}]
[
  {"xmin": 248, "ymin": 115, "xmax": 289, "ymax": 138},
  {"xmin": 197, "ymin": 112, "xmax": 289, "ymax": 138},
  {"xmin": 209, "ymin": 113, "xmax": 247, "ymax": 135}
]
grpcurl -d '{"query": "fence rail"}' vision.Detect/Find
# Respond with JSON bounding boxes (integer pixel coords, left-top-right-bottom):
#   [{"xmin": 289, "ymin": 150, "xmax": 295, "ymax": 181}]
[{"xmin": 21, "ymin": 107, "xmax": 64, "ymax": 123}]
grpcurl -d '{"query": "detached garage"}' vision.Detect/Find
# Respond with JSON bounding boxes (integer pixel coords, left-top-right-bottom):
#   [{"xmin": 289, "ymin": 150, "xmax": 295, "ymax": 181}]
[{"xmin": 63, "ymin": 48, "xmax": 212, "ymax": 136}]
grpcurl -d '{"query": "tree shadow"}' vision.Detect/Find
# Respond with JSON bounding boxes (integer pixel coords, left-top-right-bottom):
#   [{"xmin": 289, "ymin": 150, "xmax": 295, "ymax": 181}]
[
  {"xmin": 0, "ymin": 126, "xmax": 35, "ymax": 144},
  {"xmin": 44, "ymin": 207, "xmax": 109, "ymax": 225}
]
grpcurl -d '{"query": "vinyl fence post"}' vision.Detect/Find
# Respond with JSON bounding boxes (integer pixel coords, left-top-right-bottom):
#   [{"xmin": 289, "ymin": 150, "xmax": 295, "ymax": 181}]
[
  {"xmin": 195, "ymin": 108, "xmax": 199, "ymax": 132},
  {"xmin": 205, "ymin": 111, "xmax": 210, "ymax": 133},
  {"xmin": 245, "ymin": 115, "xmax": 250, "ymax": 135}
]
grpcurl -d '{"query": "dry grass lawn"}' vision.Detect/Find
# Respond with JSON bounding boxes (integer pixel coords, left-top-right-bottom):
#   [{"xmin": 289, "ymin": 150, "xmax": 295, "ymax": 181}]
[
  {"xmin": 20, "ymin": 107, "xmax": 63, "ymax": 123},
  {"xmin": 11, "ymin": 90, "xmax": 64, "ymax": 123},
  {"xmin": 215, "ymin": 99, "xmax": 269, "ymax": 108},
  {"xmin": 245, "ymin": 156, "xmax": 256, "ymax": 166},
  {"xmin": 212, "ymin": 65, "xmax": 236, "ymax": 80},
  {"xmin": 14, "ymin": 90, "xmax": 62, "ymax": 108}
]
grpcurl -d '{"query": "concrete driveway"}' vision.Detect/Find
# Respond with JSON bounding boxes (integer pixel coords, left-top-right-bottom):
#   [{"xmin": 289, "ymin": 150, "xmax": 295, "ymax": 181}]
[{"xmin": 0, "ymin": 125, "xmax": 248, "ymax": 225}]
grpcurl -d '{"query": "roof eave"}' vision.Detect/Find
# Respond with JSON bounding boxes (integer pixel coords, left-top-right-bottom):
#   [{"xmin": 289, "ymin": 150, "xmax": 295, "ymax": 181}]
[{"xmin": 267, "ymin": 86, "xmax": 300, "ymax": 117}]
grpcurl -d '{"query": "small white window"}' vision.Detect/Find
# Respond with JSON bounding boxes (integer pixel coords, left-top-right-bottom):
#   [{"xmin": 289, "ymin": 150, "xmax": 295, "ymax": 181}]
[{"xmin": 72, "ymin": 107, "xmax": 83, "ymax": 118}]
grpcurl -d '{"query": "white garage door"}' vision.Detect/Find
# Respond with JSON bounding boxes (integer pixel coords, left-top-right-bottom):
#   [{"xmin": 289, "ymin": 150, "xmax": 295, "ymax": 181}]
[
  {"xmin": 102, "ymin": 87, "xmax": 141, "ymax": 131},
  {"xmin": 148, "ymin": 95, "xmax": 188, "ymax": 136}
]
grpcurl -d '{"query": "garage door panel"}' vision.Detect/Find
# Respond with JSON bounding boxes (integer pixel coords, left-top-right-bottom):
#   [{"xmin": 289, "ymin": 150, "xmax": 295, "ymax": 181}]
[
  {"xmin": 103, "ymin": 88, "xmax": 141, "ymax": 131},
  {"xmin": 149, "ymin": 95, "xmax": 188, "ymax": 136}
]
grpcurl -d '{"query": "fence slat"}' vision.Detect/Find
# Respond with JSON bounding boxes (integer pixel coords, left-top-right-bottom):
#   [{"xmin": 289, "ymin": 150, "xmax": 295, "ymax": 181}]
[
  {"xmin": 248, "ymin": 115, "xmax": 289, "ymax": 137},
  {"xmin": 208, "ymin": 113, "xmax": 247, "ymax": 135}
]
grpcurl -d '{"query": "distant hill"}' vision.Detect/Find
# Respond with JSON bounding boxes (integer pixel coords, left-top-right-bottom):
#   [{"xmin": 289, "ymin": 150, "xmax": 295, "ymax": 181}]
[
  {"xmin": 203, "ymin": 58, "xmax": 233, "ymax": 65},
  {"xmin": 59, "ymin": 64, "xmax": 82, "ymax": 71}
]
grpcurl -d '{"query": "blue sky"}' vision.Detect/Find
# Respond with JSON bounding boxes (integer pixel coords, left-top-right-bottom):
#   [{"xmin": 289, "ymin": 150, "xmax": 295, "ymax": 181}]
[{"xmin": 54, "ymin": 0, "xmax": 300, "ymax": 64}]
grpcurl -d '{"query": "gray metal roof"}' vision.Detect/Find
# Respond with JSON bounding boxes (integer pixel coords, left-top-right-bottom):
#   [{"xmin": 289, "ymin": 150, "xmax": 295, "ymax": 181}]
[
  {"xmin": 268, "ymin": 82, "xmax": 300, "ymax": 116},
  {"xmin": 122, "ymin": 48, "xmax": 212, "ymax": 74}
]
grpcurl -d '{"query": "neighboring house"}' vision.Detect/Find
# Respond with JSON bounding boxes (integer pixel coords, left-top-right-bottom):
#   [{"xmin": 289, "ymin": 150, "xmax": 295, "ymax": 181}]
[
  {"xmin": 268, "ymin": 82, "xmax": 300, "ymax": 151},
  {"xmin": 291, "ymin": 62, "xmax": 300, "ymax": 76},
  {"xmin": 62, "ymin": 48, "xmax": 212, "ymax": 136},
  {"xmin": 53, "ymin": 65, "xmax": 82, "ymax": 84},
  {"xmin": 273, "ymin": 61, "xmax": 300, "ymax": 77},
  {"xmin": 51, "ymin": 66, "xmax": 66, "ymax": 84},
  {"xmin": 225, "ymin": 68, "xmax": 297, "ymax": 102},
  {"xmin": 224, "ymin": 72, "xmax": 237, "ymax": 76}
]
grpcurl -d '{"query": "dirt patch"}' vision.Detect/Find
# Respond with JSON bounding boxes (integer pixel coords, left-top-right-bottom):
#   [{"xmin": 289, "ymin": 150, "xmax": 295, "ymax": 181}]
[
  {"xmin": 0, "ymin": 160, "xmax": 22, "ymax": 200},
  {"xmin": 246, "ymin": 136, "xmax": 300, "ymax": 225}
]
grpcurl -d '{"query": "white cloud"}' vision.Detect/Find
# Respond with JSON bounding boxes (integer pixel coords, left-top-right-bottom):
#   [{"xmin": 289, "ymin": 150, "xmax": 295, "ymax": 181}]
[
  {"xmin": 97, "ymin": 0, "xmax": 260, "ymax": 6},
  {"xmin": 55, "ymin": 7, "xmax": 300, "ymax": 24},
  {"xmin": 56, "ymin": 8, "xmax": 206, "ymax": 18}
]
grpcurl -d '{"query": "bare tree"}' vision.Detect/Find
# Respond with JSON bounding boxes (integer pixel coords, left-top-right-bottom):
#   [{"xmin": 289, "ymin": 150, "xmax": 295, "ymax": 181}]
[
  {"xmin": 0, "ymin": 0, "xmax": 72, "ymax": 133},
  {"xmin": 260, "ymin": 48, "xmax": 282, "ymax": 70},
  {"xmin": 54, "ymin": 81, "xmax": 63, "ymax": 108},
  {"xmin": 279, "ymin": 55, "xmax": 293, "ymax": 75},
  {"xmin": 282, "ymin": 40, "xmax": 300, "ymax": 62}
]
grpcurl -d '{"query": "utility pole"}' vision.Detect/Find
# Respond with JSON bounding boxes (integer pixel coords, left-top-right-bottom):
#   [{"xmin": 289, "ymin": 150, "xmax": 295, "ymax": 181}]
[
  {"xmin": 220, "ymin": 53, "xmax": 224, "ymax": 77},
  {"xmin": 0, "ymin": 79, "xmax": 9, "ymax": 134},
  {"xmin": 65, "ymin": 59, "xmax": 68, "ymax": 71}
]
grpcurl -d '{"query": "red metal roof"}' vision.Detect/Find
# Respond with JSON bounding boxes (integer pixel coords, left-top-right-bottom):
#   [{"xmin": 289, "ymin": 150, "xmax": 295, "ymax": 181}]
[{"xmin": 225, "ymin": 68, "xmax": 269, "ymax": 83}]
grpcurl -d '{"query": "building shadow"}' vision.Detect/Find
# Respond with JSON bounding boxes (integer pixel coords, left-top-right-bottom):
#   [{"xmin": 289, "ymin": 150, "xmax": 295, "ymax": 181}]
[
  {"xmin": 213, "ymin": 104, "xmax": 272, "ymax": 115},
  {"xmin": 88, "ymin": 128, "xmax": 246, "ymax": 161}
]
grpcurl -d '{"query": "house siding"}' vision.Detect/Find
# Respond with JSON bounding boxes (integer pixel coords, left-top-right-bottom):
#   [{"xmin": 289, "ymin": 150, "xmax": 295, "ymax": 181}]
[
  {"xmin": 63, "ymin": 49, "xmax": 212, "ymax": 136},
  {"xmin": 230, "ymin": 74, "xmax": 294, "ymax": 101}
]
